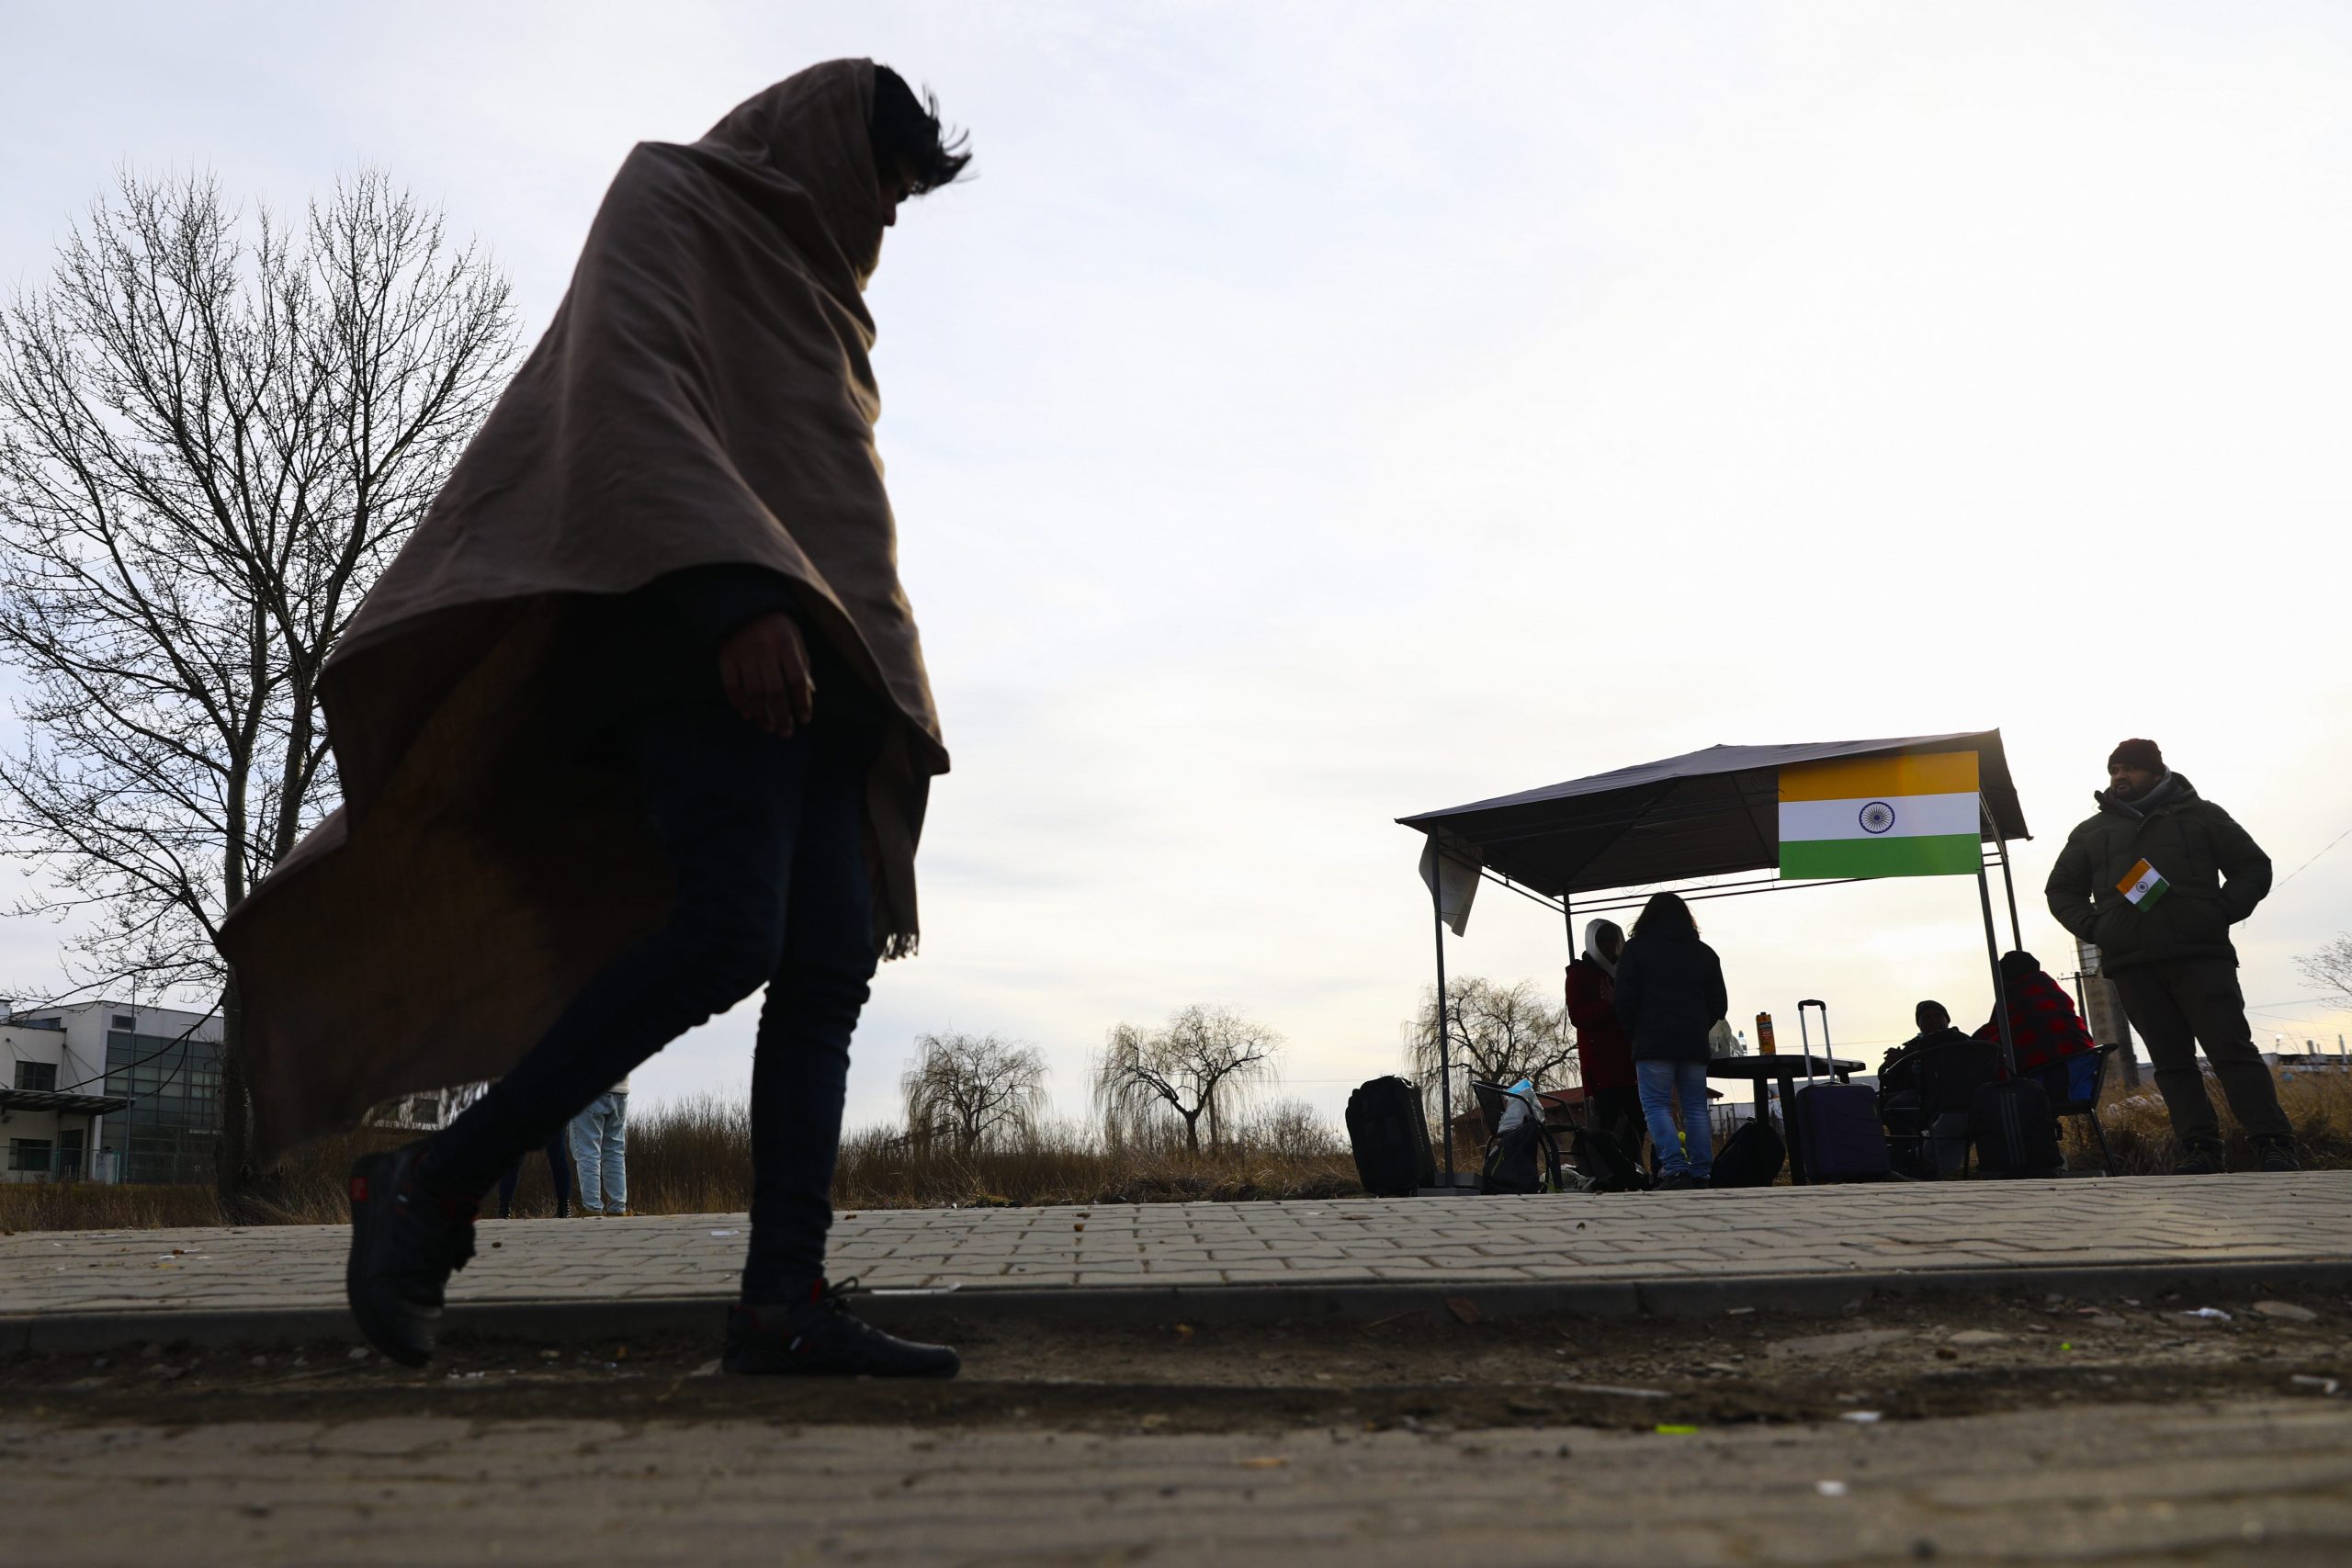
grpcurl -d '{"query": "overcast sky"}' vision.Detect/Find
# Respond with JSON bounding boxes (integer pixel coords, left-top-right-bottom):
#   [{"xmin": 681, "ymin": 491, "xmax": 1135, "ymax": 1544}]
[{"xmin": 4, "ymin": 1, "xmax": 2348, "ymax": 1133}]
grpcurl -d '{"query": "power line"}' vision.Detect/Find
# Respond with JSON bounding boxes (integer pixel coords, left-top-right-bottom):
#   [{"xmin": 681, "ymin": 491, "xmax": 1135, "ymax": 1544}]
[{"xmin": 2276, "ymin": 824, "xmax": 2352, "ymax": 890}]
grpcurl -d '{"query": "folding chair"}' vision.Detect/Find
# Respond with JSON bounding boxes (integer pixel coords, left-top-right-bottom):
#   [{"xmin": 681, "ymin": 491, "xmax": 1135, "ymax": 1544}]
[
  {"xmin": 1884, "ymin": 1035, "xmax": 2000, "ymax": 1179},
  {"xmin": 2046, "ymin": 1043, "xmax": 2120, "ymax": 1177}
]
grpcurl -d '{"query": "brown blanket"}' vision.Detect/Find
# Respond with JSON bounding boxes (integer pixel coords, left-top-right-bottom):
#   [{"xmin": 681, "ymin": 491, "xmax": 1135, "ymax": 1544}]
[{"xmin": 218, "ymin": 60, "xmax": 946, "ymax": 1159}]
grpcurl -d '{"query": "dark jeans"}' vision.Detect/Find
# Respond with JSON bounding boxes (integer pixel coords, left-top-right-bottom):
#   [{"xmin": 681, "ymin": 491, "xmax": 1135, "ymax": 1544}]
[
  {"xmin": 495, "ymin": 1130, "xmax": 573, "ymax": 1218},
  {"xmin": 2111, "ymin": 958, "xmax": 2290, "ymax": 1145},
  {"xmin": 428, "ymin": 701, "xmax": 878, "ymax": 1302},
  {"xmin": 1589, "ymin": 1087, "xmax": 1647, "ymax": 1168}
]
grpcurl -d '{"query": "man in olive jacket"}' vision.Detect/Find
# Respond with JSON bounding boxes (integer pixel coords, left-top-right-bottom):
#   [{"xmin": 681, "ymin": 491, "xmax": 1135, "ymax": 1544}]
[{"xmin": 2043, "ymin": 739, "xmax": 2295, "ymax": 1173}]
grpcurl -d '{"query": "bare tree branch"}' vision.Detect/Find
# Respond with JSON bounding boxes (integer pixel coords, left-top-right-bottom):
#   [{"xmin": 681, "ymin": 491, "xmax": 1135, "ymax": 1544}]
[
  {"xmin": 2300, "ymin": 934, "xmax": 2352, "ymax": 1015},
  {"xmin": 0, "ymin": 167, "xmax": 518, "ymax": 1193}
]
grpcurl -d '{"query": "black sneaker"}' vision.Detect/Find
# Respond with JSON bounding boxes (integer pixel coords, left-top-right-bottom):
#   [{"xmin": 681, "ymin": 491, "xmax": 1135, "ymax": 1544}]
[
  {"xmin": 2172, "ymin": 1143, "xmax": 2226, "ymax": 1177},
  {"xmin": 722, "ymin": 1280, "xmax": 960, "ymax": 1379},
  {"xmin": 345, "ymin": 1141, "xmax": 478, "ymax": 1368},
  {"xmin": 2256, "ymin": 1137, "xmax": 2301, "ymax": 1173}
]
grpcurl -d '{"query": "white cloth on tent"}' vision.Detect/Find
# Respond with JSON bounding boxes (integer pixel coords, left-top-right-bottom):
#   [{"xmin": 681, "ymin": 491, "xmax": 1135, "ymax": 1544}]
[{"xmin": 1418, "ymin": 839, "xmax": 1481, "ymax": 936}]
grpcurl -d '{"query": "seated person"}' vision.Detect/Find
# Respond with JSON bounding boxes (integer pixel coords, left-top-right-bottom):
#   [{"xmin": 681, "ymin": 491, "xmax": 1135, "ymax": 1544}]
[
  {"xmin": 1976, "ymin": 949, "xmax": 2099, "ymax": 1103},
  {"xmin": 1879, "ymin": 1000, "xmax": 2002, "ymax": 1176}
]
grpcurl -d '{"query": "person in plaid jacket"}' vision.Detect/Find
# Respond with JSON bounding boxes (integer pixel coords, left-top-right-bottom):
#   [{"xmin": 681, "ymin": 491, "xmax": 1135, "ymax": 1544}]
[{"xmin": 1974, "ymin": 950, "xmax": 2097, "ymax": 1096}]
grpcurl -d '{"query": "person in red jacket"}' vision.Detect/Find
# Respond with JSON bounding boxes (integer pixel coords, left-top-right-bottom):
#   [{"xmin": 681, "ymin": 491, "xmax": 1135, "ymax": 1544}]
[
  {"xmin": 1566, "ymin": 919, "xmax": 1645, "ymax": 1168},
  {"xmin": 1975, "ymin": 950, "xmax": 2099, "ymax": 1102}
]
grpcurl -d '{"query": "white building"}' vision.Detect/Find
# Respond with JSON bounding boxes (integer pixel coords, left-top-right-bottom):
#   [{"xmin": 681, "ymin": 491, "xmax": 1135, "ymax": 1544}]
[{"xmin": 1, "ymin": 1000, "xmax": 223, "ymax": 1184}]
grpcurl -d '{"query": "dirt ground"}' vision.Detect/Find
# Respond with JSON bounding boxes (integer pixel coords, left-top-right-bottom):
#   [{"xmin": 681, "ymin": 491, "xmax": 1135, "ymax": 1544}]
[{"xmin": 7, "ymin": 1282, "xmax": 2349, "ymax": 1434}]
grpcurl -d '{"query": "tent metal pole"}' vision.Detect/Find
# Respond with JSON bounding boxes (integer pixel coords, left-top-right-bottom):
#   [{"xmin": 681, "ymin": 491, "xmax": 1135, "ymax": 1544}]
[
  {"xmin": 1978, "ymin": 798, "xmax": 2023, "ymax": 952},
  {"xmin": 1430, "ymin": 850, "xmax": 1455, "ymax": 1186},
  {"xmin": 1984, "ymin": 801, "xmax": 2023, "ymax": 952},
  {"xmin": 1976, "ymin": 867, "xmax": 2020, "ymax": 1077}
]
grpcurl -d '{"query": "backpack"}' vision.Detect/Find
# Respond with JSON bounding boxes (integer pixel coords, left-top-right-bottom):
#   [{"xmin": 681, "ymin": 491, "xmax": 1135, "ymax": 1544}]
[
  {"xmin": 1710, "ymin": 1116, "xmax": 1787, "ymax": 1188},
  {"xmin": 1480, "ymin": 1118, "xmax": 1565, "ymax": 1194}
]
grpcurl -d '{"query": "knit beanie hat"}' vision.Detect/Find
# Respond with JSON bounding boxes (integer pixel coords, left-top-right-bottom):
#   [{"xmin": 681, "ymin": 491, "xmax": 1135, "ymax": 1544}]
[{"xmin": 2108, "ymin": 738, "xmax": 2164, "ymax": 773}]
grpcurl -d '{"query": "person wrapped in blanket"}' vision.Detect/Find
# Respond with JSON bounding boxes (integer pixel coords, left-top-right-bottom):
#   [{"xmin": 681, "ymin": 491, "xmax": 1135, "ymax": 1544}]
[{"xmin": 1976, "ymin": 950, "xmax": 2099, "ymax": 1104}]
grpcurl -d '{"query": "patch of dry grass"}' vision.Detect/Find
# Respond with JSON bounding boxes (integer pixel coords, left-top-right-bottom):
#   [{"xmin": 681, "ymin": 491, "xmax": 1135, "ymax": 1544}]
[
  {"xmin": 2082, "ymin": 1062, "xmax": 2352, "ymax": 1174},
  {"xmin": 627, "ymin": 1093, "xmax": 1363, "ymax": 1213}
]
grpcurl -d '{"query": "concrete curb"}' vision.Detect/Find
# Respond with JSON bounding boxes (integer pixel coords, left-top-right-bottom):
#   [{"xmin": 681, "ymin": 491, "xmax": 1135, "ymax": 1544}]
[{"xmin": 10, "ymin": 1258, "xmax": 2352, "ymax": 1355}]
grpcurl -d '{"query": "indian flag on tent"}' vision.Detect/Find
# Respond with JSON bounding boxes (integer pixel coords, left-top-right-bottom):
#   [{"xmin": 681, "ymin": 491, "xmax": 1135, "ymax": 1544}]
[
  {"xmin": 2116, "ymin": 858, "xmax": 2169, "ymax": 908},
  {"xmin": 1778, "ymin": 751, "xmax": 1983, "ymax": 879}
]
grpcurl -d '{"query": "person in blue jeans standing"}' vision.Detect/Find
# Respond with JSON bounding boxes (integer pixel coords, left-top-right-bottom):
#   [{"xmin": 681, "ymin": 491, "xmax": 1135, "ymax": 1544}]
[
  {"xmin": 1612, "ymin": 891, "xmax": 1728, "ymax": 1191},
  {"xmin": 569, "ymin": 1077, "xmax": 629, "ymax": 1216}
]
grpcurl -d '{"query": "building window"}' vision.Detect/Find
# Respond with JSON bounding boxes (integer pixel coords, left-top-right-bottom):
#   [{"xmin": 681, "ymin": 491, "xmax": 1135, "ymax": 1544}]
[
  {"xmin": 103, "ymin": 1027, "xmax": 227, "ymax": 1184},
  {"xmin": 112, "ymin": 1013, "xmax": 137, "ymax": 1031},
  {"xmin": 7, "ymin": 1138, "xmax": 54, "ymax": 1173},
  {"xmin": 13, "ymin": 1060, "xmax": 59, "ymax": 1091}
]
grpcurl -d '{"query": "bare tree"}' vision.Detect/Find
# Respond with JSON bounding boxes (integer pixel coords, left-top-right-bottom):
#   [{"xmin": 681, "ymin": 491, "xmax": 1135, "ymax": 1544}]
[
  {"xmin": 0, "ymin": 168, "xmax": 518, "ymax": 1200},
  {"xmin": 1093, "ymin": 1004, "xmax": 1281, "ymax": 1155},
  {"xmin": 2301, "ymin": 934, "xmax": 2352, "ymax": 1012},
  {"xmin": 1236, "ymin": 1097, "xmax": 1343, "ymax": 1160},
  {"xmin": 900, "ymin": 1032, "xmax": 1048, "ymax": 1154},
  {"xmin": 1406, "ymin": 976, "xmax": 1577, "ymax": 1100}
]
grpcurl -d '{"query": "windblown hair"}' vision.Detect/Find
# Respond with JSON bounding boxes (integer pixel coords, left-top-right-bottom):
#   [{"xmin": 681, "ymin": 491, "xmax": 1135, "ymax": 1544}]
[
  {"xmin": 871, "ymin": 65, "xmax": 972, "ymax": 194},
  {"xmin": 1631, "ymin": 890, "xmax": 1699, "ymax": 941}
]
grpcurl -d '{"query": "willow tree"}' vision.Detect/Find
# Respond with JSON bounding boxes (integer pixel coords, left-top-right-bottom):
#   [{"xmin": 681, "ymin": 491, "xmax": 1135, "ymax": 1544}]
[
  {"xmin": 901, "ymin": 1031, "xmax": 1049, "ymax": 1154},
  {"xmin": 1407, "ymin": 975, "xmax": 1577, "ymax": 1102},
  {"xmin": 1094, "ymin": 1005, "xmax": 1281, "ymax": 1155},
  {"xmin": 0, "ymin": 168, "xmax": 517, "ymax": 1201}
]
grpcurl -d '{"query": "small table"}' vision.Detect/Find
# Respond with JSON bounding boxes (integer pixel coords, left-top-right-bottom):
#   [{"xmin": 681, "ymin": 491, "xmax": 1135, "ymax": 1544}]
[{"xmin": 1705, "ymin": 1054, "xmax": 1866, "ymax": 1185}]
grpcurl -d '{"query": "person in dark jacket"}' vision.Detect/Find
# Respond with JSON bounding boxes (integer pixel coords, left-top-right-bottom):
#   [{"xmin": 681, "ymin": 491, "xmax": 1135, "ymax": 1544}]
[
  {"xmin": 2044, "ymin": 738, "xmax": 2294, "ymax": 1173},
  {"xmin": 1612, "ymin": 892, "xmax": 1727, "ymax": 1190},
  {"xmin": 1878, "ymin": 1001, "xmax": 1998, "ymax": 1178},
  {"xmin": 1565, "ymin": 919, "xmax": 1645, "ymax": 1168}
]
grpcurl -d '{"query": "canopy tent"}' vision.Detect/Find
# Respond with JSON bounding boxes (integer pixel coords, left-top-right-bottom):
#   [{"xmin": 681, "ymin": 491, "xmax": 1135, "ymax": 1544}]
[
  {"xmin": 1399, "ymin": 729, "xmax": 2028, "ymax": 909},
  {"xmin": 1396, "ymin": 729, "xmax": 2034, "ymax": 1185}
]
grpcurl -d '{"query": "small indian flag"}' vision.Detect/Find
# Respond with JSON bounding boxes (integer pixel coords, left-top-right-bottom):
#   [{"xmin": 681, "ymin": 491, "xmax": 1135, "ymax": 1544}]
[
  {"xmin": 1779, "ymin": 751, "xmax": 1983, "ymax": 880},
  {"xmin": 2117, "ymin": 858, "xmax": 2169, "ymax": 908}
]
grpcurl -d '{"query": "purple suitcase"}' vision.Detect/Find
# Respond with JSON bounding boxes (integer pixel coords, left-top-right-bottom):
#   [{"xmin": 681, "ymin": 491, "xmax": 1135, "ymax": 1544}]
[{"xmin": 1794, "ymin": 999, "xmax": 1891, "ymax": 1183}]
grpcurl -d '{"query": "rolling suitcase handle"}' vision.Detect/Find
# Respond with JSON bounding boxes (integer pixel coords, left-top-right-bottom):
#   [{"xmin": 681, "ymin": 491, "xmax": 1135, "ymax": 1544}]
[{"xmin": 1796, "ymin": 998, "xmax": 1830, "ymax": 1085}]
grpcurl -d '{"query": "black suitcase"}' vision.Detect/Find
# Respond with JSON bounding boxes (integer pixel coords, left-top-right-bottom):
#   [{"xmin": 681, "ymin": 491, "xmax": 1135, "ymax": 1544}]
[
  {"xmin": 1710, "ymin": 1116, "xmax": 1786, "ymax": 1188},
  {"xmin": 1969, "ymin": 1077, "xmax": 2062, "ymax": 1177},
  {"xmin": 1794, "ymin": 999, "xmax": 1891, "ymax": 1182},
  {"xmin": 1347, "ymin": 1076, "xmax": 1436, "ymax": 1197}
]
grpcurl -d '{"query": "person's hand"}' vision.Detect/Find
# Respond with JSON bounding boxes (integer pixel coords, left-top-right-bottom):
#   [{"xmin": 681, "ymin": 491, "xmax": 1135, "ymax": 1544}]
[{"xmin": 717, "ymin": 612, "xmax": 814, "ymax": 737}]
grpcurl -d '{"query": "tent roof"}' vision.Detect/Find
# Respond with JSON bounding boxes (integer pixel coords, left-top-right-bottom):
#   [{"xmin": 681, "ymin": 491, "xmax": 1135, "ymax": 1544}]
[{"xmin": 1397, "ymin": 730, "xmax": 2029, "ymax": 898}]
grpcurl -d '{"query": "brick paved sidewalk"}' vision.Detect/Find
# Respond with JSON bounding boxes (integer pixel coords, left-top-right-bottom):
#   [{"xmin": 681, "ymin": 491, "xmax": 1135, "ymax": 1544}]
[{"xmin": 7, "ymin": 1171, "xmax": 2349, "ymax": 1350}]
